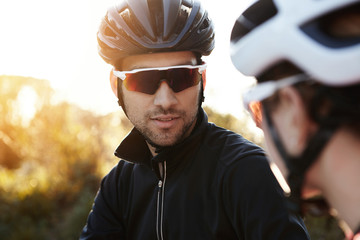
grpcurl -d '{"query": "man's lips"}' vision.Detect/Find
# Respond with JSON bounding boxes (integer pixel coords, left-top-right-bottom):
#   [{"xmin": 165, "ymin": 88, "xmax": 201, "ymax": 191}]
[
  {"xmin": 151, "ymin": 114, "xmax": 180, "ymax": 120},
  {"xmin": 150, "ymin": 115, "xmax": 180, "ymax": 128}
]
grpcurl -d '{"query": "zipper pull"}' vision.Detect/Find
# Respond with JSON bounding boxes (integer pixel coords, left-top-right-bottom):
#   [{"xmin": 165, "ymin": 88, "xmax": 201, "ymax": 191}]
[{"xmin": 158, "ymin": 180, "xmax": 163, "ymax": 188}]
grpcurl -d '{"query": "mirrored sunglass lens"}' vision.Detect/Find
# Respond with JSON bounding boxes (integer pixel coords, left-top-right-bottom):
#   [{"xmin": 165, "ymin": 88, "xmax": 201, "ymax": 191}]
[
  {"xmin": 168, "ymin": 68, "xmax": 201, "ymax": 92},
  {"xmin": 248, "ymin": 101, "xmax": 262, "ymax": 127},
  {"xmin": 124, "ymin": 71, "xmax": 160, "ymax": 94},
  {"xmin": 123, "ymin": 67, "xmax": 202, "ymax": 94}
]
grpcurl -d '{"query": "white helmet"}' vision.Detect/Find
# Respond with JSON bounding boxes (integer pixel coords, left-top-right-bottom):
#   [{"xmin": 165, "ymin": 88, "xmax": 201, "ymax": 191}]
[{"xmin": 230, "ymin": 0, "xmax": 360, "ymax": 86}]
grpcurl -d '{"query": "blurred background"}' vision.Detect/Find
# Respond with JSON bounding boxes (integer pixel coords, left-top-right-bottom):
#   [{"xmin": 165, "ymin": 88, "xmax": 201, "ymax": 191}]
[{"xmin": 0, "ymin": 0, "xmax": 343, "ymax": 239}]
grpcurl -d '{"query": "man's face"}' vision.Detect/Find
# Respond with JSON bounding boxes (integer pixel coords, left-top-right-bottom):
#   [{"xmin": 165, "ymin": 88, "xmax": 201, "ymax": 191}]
[{"xmin": 118, "ymin": 51, "xmax": 201, "ymax": 148}]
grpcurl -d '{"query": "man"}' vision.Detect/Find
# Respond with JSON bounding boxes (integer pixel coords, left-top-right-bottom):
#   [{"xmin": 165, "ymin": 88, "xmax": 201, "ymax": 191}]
[
  {"xmin": 80, "ymin": 0, "xmax": 309, "ymax": 239},
  {"xmin": 230, "ymin": 0, "xmax": 360, "ymax": 239}
]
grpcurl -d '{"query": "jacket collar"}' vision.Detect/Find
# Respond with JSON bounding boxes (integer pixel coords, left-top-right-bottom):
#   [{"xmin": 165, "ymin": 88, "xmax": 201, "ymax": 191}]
[{"xmin": 114, "ymin": 109, "xmax": 208, "ymax": 169}]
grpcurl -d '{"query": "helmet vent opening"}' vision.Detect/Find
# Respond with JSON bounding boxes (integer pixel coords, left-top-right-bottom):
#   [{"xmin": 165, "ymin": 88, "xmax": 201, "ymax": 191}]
[
  {"xmin": 120, "ymin": 8, "xmax": 151, "ymax": 40},
  {"xmin": 147, "ymin": 0, "xmax": 164, "ymax": 39},
  {"xmin": 163, "ymin": 4, "xmax": 190, "ymax": 40},
  {"xmin": 104, "ymin": 26, "xmax": 117, "ymax": 39},
  {"xmin": 199, "ymin": 17, "xmax": 210, "ymax": 32},
  {"xmin": 300, "ymin": 2, "xmax": 360, "ymax": 49},
  {"xmin": 231, "ymin": 0, "xmax": 278, "ymax": 43},
  {"xmin": 181, "ymin": 5, "xmax": 191, "ymax": 15}
]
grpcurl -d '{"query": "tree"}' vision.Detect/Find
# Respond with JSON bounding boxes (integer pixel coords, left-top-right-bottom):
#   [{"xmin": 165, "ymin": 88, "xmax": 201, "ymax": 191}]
[{"xmin": 0, "ymin": 75, "xmax": 53, "ymax": 169}]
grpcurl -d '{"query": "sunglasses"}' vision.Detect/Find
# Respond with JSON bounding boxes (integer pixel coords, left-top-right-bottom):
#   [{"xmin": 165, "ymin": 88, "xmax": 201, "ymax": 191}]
[
  {"xmin": 242, "ymin": 74, "xmax": 311, "ymax": 127},
  {"xmin": 113, "ymin": 63, "xmax": 206, "ymax": 95}
]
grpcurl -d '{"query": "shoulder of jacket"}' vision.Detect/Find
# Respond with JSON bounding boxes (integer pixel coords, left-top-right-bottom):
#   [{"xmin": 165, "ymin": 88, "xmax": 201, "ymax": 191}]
[{"xmin": 203, "ymin": 123, "xmax": 265, "ymax": 164}]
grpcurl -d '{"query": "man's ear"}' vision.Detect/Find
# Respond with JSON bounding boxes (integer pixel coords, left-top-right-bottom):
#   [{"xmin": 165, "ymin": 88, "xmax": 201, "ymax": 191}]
[
  {"xmin": 276, "ymin": 87, "xmax": 316, "ymax": 155},
  {"xmin": 109, "ymin": 70, "xmax": 118, "ymax": 97}
]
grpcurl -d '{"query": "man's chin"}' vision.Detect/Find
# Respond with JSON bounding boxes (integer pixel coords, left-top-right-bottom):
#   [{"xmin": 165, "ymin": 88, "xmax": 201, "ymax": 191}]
[{"xmin": 143, "ymin": 133, "xmax": 175, "ymax": 147}]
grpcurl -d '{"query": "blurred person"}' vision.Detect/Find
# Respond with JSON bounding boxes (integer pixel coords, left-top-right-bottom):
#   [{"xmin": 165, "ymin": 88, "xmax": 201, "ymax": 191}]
[
  {"xmin": 230, "ymin": 0, "xmax": 360, "ymax": 239},
  {"xmin": 80, "ymin": 0, "xmax": 309, "ymax": 239}
]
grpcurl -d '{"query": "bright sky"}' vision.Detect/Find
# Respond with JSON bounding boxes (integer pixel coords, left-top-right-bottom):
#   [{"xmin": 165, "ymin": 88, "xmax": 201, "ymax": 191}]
[{"xmin": 0, "ymin": 0, "xmax": 255, "ymax": 118}]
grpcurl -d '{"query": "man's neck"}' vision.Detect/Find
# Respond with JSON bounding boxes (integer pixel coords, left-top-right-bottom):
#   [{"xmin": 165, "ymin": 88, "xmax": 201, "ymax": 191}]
[{"xmin": 147, "ymin": 142, "xmax": 158, "ymax": 157}]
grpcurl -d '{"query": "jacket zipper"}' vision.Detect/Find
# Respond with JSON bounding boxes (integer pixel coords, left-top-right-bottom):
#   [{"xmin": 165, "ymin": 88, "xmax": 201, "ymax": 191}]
[{"xmin": 156, "ymin": 161, "xmax": 167, "ymax": 240}]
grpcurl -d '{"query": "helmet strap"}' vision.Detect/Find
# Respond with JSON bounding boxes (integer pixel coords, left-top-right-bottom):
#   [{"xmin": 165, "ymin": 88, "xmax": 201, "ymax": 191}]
[
  {"xmin": 263, "ymin": 103, "xmax": 337, "ymax": 216},
  {"xmin": 200, "ymin": 78, "xmax": 205, "ymax": 104}
]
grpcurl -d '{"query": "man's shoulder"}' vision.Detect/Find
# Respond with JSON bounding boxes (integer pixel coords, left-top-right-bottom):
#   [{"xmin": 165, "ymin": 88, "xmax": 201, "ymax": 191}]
[
  {"xmin": 204, "ymin": 123, "xmax": 262, "ymax": 149},
  {"xmin": 104, "ymin": 159, "xmax": 143, "ymax": 180},
  {"xmin": 203, "ymin": 122, "xmax": 265, "ymax": 163}
]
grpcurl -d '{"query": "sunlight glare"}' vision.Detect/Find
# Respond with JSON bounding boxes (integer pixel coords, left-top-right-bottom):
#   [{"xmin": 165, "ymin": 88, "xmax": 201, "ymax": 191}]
[
  {"xmin": 16, "ymin": 86, "xmax": 38, "ymax": 125},
  {"xmin": 270, "ymin": 162, "xmax": 291, "ymax": 194}
]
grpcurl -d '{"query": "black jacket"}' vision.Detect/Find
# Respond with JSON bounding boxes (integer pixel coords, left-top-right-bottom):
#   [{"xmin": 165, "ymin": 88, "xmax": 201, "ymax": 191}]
[{"xmin": 80, "ymin": 110, "xmax": 309, "ymax": 239}]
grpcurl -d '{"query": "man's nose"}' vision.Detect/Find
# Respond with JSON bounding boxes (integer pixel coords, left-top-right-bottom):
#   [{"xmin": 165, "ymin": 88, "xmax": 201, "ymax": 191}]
[{"xmin": 153, "ymin": 81, "xmax": 178, "ymax": 110}]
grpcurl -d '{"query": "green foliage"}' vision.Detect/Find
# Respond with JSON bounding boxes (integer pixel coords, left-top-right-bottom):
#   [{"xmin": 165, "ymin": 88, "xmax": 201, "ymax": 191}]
[
  {"xmin": 0, "ymin": 75, "xmax": 130, "ymax": 240},
  {"xmin": 0, "ymin": 75, "xmax": 344, "ymax": 239},
  {"xmin": 0, "ymin": 189, "xmax": 53, "ymax": 240},
  {"xmin": 55, "ymin": 188, "xmax": 96, "ymax": 240}
]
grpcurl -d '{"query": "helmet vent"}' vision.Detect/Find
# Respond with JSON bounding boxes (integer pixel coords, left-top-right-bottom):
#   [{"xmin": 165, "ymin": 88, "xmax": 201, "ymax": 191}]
[
  {"xmin": 231, "ymin": 0, "xmax": 278, "ymax": 43},
  {"xmin": 199, "ymin": 17, "xmax": 210, "ymax": 32},
  {"xmin": 119, "ymin": 8, "xmax": 150, "ymax": 40},
  {"xmin": 300, "ymin": 2, "xmax": 360, "ymax": 49},
  {"xmin": 181, "ymin": 5, "xmax": 191, "ymax": 15},
  {"xmin": 104, "ymin": 26, "xmax": 117, "ymax": 39},
  {"xmin": 163, "ymin": 4, "xmax": 190, "ymax": 40}
]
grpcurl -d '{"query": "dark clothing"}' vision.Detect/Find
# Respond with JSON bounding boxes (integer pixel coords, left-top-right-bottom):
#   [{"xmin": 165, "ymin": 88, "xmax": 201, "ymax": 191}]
[{"xmin": 80, "ymin": 110, "xmax": 309, "ymax": 239}]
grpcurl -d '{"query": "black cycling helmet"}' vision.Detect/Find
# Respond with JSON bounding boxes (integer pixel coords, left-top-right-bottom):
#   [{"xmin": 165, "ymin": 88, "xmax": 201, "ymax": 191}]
[
  {"xmin": 98, "ymin": 0, "xmax": 215, "ymax": 68},
  {"xmin": 230, "ymin": 0, "xmax": 360, "ymax": 215}
]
